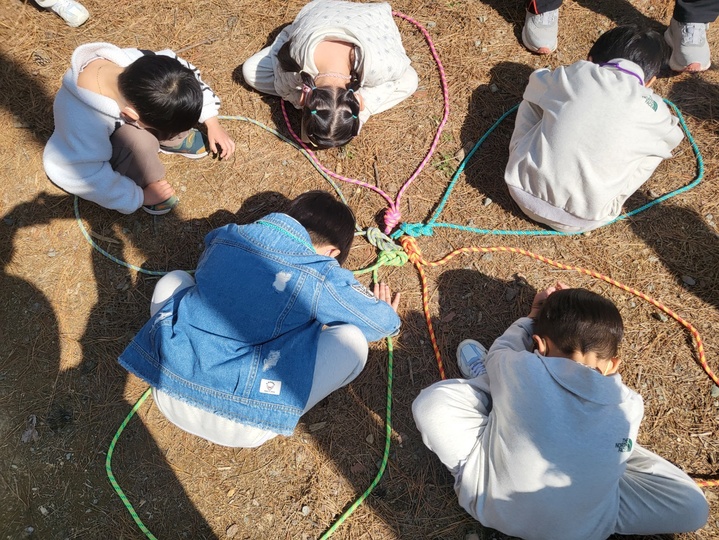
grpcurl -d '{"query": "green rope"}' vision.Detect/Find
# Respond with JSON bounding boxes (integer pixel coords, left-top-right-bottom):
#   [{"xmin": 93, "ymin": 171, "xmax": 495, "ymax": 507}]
[
  {"xmin": 392, "ymin": 99, "xmax": 703, "ymax": 239},
  {"xmin": 106, "ymin": 388, "xmax": 158, "ymax": 540},
  {"xmin": 319, "ymin": 336, "xmax": 394, "ymax": 539}
]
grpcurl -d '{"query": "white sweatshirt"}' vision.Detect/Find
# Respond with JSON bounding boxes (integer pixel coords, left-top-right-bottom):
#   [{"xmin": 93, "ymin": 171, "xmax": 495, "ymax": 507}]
[
  {"xmin": 43, "ymin": 43, "xmax": 221, "ymax": 214},
  {"xmin": 458, "ymin": 318, "xmax": 644, "ymax": 540},
  {"xmin": 504, "ymin": 59, "xmax": 684, "ymax": 232},
  {"xmin": 269, "ymin": 0, "xmax": 416, "ymax": 124}
]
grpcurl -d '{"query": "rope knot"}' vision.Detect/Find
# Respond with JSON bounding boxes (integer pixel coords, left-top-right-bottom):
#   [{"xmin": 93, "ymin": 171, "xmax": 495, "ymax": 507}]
[
  {"xmin": 383, "ymin": 207, "xmax": 402, "ymax": 234},
  {"xmin": 399, "ymin": 222, "xmax": 435, "ymax": 238},
  {"xmin": 365, "ymin": 227, "xmax": 402, "ymax": 252},
  {"xmin": 400, "ymin": 236, "xmax": 425, "ymax": 265},
  {"xmin": 376, "ymin": 249, "xmax": 409, "ymax": 268}
]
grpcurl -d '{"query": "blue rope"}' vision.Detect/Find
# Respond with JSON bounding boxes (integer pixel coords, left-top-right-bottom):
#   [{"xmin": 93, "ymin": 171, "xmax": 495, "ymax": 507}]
[{"xmin": 393, "ymin": 99, "xmax": 703, "ymax": 239}]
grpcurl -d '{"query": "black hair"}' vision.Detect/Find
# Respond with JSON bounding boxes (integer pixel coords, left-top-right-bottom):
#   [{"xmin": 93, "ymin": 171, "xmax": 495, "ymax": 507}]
[
  {"xmin": 534, "ymin": 288, "xmax": 624, "ymax": 360},
  {"xmin": 117, "ymin": 55, "xmax": 203, "ymax": 135},
  {"xmin": 278, "ymin": 40, "xmax": 362, "ymax": 149},
  {"xmin": 286, "ymin": 190, "xmax": 356, "ymax": 265},
  {"xmin": 588, "ymin": 25, "xmax": 667, "ymax": 82}
]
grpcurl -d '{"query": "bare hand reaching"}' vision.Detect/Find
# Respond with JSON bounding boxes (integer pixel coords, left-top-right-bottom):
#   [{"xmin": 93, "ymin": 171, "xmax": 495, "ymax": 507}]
[
  {"xmin": 528, "ymin": 282, "xmax": 568, "ymax": 319},
  {"xmin": 373, "ymin": 282, "xmax": 401, "ymax": 313}
]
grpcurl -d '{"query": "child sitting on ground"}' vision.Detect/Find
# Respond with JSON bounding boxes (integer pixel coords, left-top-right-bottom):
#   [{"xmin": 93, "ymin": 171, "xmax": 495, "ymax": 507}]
[
  {"xmin": 119, "ymin": 191, "xmax": 401, "ymax": 447},
  {"xmin": 44, "ymin": 43, "xmax": 236, "ymax": 215},
  {"xmin": 504, "ymin": 26, "xmax": 684, "ymax": 233},
  {"xmin": 413, "ymin": 285, "xmax": 708, "ymax": 540},
  {"xmin": 242, "ymin": 0, "xmax": 418, "ymax": 148}
]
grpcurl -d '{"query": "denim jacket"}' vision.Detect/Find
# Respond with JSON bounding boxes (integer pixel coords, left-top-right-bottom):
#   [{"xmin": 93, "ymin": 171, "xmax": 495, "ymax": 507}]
[{"xmin": 119, "ymin": 213, "xmax": 401, "ymax": 435}]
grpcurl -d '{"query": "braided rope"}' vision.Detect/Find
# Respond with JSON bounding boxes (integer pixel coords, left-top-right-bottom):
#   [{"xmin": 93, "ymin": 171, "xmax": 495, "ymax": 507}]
[
  {"xmin": 393, "ymin": 98, "xmax": 703, "ymax": 239},
  {"xmin": 280, "ymin": 10, "xmax": 450, "ymax": 233},
  {"xmin": 399, "ymin": 235, "xmax": 718, "ymax": 487}
]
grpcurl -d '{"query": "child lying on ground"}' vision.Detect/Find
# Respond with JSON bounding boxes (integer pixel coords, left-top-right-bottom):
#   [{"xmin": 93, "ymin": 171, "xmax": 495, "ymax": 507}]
[
  {"xmin": 413, "ymin": 284, "xmax": 708, "ymax": 540},
  {"xmin": 119, "ymin": 191, "xmax": 400, "ymax": 447},
  {"xmin": 504, "ymin": 26, "xmax": 684, "ymax": 232}
]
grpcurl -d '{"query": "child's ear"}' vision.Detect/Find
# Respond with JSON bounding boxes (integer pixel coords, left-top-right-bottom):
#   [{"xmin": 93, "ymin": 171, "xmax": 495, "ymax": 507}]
[
  {"xmin": 121, "ymin": 106, "xmax": 140, "ymax": 122},
  {"xmin": 326, "ymin": 247, "xmax": 341, "ymax": 259},
  {"xmin": 532, "ymin": 334, "xmax": 547, "ymax": 355},
  {"xmin": 603, "ymin": 357, "xmax": 621, "ymax": 375}
]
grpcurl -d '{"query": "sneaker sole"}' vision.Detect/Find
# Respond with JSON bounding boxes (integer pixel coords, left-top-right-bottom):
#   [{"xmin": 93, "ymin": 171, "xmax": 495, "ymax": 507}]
[
  {"xmin": 159, "ymin": 148, "xmax": 209, "ymax": 159},
  {"xmin": 456, "ymin": 339, "xmax": 488, "ymax": 378}
]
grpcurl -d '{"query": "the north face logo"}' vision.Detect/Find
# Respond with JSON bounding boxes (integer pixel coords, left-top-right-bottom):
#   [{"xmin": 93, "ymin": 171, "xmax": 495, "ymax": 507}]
[{"xmin": 616, "ymin": 438, "xmax": 633, "ymax": 452}]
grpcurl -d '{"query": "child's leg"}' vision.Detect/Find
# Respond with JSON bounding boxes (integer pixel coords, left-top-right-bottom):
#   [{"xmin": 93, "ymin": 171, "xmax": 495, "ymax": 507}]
[
  {"xmin": 303, "ymin": 324, "xmax": 368, "ymax": 412},
  {"xmin": 615, "ymin": 444, "xmax": 709, "ymax": 535},
  {"xmin": 412, "ymin": 376, "xmax": 492, "ymax": 475},
  {"xmin": 242, "ymin": 46, "xmax": 281, "ymax": 95},
  {"xmin": 150, "ymin": 270, "xmax": 196, "ymax": 316},
  {"xmin": 110, "ymin": 124, "xmax": 164, "ymax": 188}
]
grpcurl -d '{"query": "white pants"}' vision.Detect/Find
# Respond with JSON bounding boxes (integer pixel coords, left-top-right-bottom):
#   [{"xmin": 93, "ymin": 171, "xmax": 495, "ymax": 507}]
[
  {"xmin": 150, "ymin": 270, "xmax": 369, "ymax": 447},
  {"xmin": 412, "ymin": 376, "xmax": 709, "ymax": 536}
]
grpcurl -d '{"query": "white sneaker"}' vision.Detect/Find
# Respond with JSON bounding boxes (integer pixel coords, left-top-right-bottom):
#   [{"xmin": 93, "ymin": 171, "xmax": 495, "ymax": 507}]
[
  {"xmin": 49, "ymin": 0, "xmax": 89, "ymax": 28},
  {"xmin": 456, "ymin": 339, "xmax": 488, "ymax": 379},
  {"xmin": 522, "ymin": 9, "xmax": 559, "ymax": 54},
  {"xmin": 665, "ymin": 18, "xmax": 711, "ymax": 72}
]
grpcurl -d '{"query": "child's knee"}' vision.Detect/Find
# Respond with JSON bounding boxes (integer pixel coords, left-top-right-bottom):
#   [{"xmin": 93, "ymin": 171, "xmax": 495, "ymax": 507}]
[{"xmin": 411, "ymin": 386, "xmax": 444, "ymax": 433}]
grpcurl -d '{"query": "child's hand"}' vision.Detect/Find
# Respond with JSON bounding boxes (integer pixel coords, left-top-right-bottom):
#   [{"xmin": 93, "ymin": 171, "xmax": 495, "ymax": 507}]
[
  {"xmin": 528, "ymin": 282, "xmax": 568, "ymax": 319},
  {"xmin": 204, "ymin": 117, "xmax": 236, "ymax": 159},
  {"xmin": 373, "ymin": 282, "xmax": 401, "ymax": 313},
  {"xmin": 143, "ymin": 181, "xmax": 175, "ymax": 205}
]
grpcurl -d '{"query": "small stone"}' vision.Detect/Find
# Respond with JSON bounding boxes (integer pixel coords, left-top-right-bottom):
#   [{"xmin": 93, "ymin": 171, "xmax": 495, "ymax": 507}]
[
  {"xmin": 648, "ymin": 189, "xmax": 660, "ymax": 199},
  {"xmin": 489, "ymin": 83, "xmax": 498, "ymax": 93},
  {"xmin": 648, "ymin": 256, "xmax": 659, "ymax": 263},
  {"xmin": 682, "ymin": 275, "xmax": 696, "ymax": 286},
  {"xmin": 582, "ymin": 231, "xmax": 592, "ymax": 237},
  {"xmin": 252, "ymin": 499, "xmax": 259, "ymax": 506},
  {"xmin": 474, "ymin": 40, "xmax": 482, "ymax": 48},
  {"xmin": 309, "ymin": 421, "xmax": 327, "ymax": 432},
  {"xmin": 481, "ymin": 252, "xmax": 493, "ymax": 262},
  {"xmin": 653, "ymin": 312, "xmax": 669, "ymax": 322},
  {"xmin": 706, "ymin": 213, "xmax": 714, "ymax": 222},
  {"xmin": 426, "ymin": 21, "xmax": 436, "ymax": 28},
  {"xmin": 454, "ymin": 147, "xmax": 466, "ymax": 161},
  {"xmin": 505, "ymin": 288, "xmax": 518, "ymax": 301},
  {"xmin": 476, "ymin": 312, "xmax": 483, "ymax": 323},
  {"xmin": 47, "ymin": 249, "xmax": 57, "ymax": 257},
  {"xmin": 483, "ymin": 197, "xmax": 492, "ymax": 207},
  {"xmin": 366, "ymin": 433, "xmax": 374, "ymax": 444},
  {"xmin": 227, "ymin": 488, "xmax": 236, "ymax": 498},
  {"xmin": 226, "ymin": 523, "xmax": 239, "ymax": 538},
  {"xmin": 301, "ymin": 505, "xmax": 310, "ymax": 516},
  {"xmin": 481, "ymin": 47, "xmax": 488, "ymax": 53},
  {"xmin": 711, "ymin": 386, "xmax": 719, "ymax": 398},
  {"xmin": 39, "ymin": 506, "xmax": 49, "ymax": 516},
  {"xmin": 180, "ymin": 185, "xmax": 187, "ymax": 192},
  {"xmin": 628, "ymin": 300, "xmax": 636, "ymax": 309},
  {"xmin": 478, "ymin": 15, "xmax": 486, "ymax": 23}
]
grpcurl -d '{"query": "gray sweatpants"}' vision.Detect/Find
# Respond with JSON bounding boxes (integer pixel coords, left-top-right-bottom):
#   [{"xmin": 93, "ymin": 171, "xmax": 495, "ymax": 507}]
[{"xmin": 412, "ymin": 376, "xmax": 709, "ymax": 537}]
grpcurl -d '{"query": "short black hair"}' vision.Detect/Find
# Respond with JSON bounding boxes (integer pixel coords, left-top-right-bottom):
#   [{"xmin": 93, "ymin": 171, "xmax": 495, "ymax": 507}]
[
  {"xmin": 588, "ymin": 25, "xmax": 667, "ymax": 82},
  {"xmin": 117, "ymin": 55, "xmax": 203, "ymax": 135},
  {"xmin": 534, "ymin": 288, "xmax": 624, "ymax": 360},
  {"xmin": 286, "ymin": 190, "xmax": 356, "ymax": 265}
]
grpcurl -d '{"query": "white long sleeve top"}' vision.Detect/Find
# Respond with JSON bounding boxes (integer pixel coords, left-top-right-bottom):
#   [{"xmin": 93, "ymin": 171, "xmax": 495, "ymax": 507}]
[
  {"xmin": 458, "ymin": 317, "xmax": 644, "ymax": 540},
  {"xmin": 504, "ymin": 59, "xmax": 683, "ymax": 232},
  {"xmin": 43, "ymin": 43, "xmax": 221, "ymax": 214}
]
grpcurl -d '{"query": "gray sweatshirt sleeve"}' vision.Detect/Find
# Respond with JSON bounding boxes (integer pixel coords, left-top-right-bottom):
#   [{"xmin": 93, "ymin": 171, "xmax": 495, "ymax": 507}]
[{"xmin": 486, "ymin": 317, "xmax": 535, "ymax": 364}]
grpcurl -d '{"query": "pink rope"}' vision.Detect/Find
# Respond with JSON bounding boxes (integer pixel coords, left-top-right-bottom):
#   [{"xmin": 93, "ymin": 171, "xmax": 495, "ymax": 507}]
[{"xmin": 280, "ymin": 10, "xmax": 451, "ymax": 234}]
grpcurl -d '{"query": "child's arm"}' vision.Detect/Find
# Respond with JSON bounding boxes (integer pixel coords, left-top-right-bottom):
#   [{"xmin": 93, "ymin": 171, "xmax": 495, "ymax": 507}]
[
  {"xmin": 316, "ymin": 268, "xmax": 401, "ymax": 342},
  {"xmin": 356, "ymin": 66, "xmax": 418, "ymax": 125},
  {"xmin": 156, "ymin": 49, "xmax": 236, "ymax": 159}
]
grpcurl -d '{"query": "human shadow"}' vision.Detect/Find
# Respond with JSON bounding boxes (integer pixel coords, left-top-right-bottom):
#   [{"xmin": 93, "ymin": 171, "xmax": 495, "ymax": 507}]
[
  {"xmin": 669, "ymin": 74, "xmax": 719, "ymax": 126},
  {"xmin": 628, "ymin": 195, "xmax": 719, "ymax": 311},
  {"xmin": 0, "ymin": 51, "xmax": 216, "ymax": 537},
  {"xmin": 457, "ymin": 61, "xmax": 535, "ymax": 220}
]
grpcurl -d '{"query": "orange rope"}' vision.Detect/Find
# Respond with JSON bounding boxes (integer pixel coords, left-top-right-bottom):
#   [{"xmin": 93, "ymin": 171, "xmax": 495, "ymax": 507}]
[{"xmin": 400, "ymin": 236, "xmax": 718, "ymax": 487}]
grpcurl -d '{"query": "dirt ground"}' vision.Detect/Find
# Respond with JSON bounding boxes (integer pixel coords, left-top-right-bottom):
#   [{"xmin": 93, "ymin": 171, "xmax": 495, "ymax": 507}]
[{"xmin": 1, "ymin": 0, "xmax": 719, "ymax": 538}]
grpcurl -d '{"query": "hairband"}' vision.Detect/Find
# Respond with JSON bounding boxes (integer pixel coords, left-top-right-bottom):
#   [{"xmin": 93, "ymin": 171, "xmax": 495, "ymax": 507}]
[
  {"xmin": 352, "ymin": 114, "xmax": 357, "ymax": 119},
  {"xmin": 348, "ymin": 88, "xmax": 354, "ymax": 93},
  {"xmin": 311, "ymin": 110, "xmax": 318, "ymax": 115}
]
